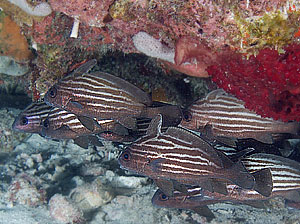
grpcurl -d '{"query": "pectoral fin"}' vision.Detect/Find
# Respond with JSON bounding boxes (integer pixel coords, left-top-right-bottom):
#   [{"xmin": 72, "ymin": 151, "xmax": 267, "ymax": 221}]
[
  {"xmin": 87, "ymin": 135, "xmax": 104, "ymax": 147},
  {"xmin": 149, "ymin": 158, "xmax": 166, "ymax": 172},
  {"xmin": 70, "ymin": 101, "xmax": 84, "ymax": 109},
  {"xmin": 173, "ymin": 181, "xmax": 188, "ymax": 194},
  {"xmin": 117, "ymin": 117, "xmax": 137, "ymax": 130},
  {"xmin": 77, "ymin": 115, "xmax": 96, "ymax": 132},
  {"xmin": 210, "ymin": 179, "xmax": 228, "ymax": 195},
  {"xmin": 74, "ymin": 136, "xmax": 89, "ymax": 149}
]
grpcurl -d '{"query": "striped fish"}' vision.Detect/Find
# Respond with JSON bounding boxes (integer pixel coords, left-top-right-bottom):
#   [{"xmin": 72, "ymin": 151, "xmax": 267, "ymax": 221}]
[
  {"xmin": 118, "ymin": 114, "xmax": 273, "ymax": 196},
  {"xmin": 152, "ymin": 187, "xmax": 216, "ymax": 221},
  {"xmin": 180, "ymin": 89, "xmax": 299, "ymax": 144},
  {"xmin": 12, "ymin": 101, "xmax": 52, "ymax": 134},
  {"xmin": 151, "ymin": 184, "xmax": 265, "ymax": 218},
  {"xmin": 242, "ymin": 153, "xmax": 300, "ymax": 195},
  {"xmin": 152, "ymin": 186, "xmax": 218, "ymax": 208},
  {"xmin": 152, "ymin": 153, "xmax": 300, "ymax": 211},
  {"xmin": 12, "ymin": 102, "xmax": 132, "ymax": 146},
  {"xmin": 44, "ymin": 60, "xmax": 182, "ymax": 130}
]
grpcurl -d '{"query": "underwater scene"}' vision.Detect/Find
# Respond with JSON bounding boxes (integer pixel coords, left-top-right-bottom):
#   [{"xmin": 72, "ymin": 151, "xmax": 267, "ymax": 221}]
[{"xmin": 1, "ymin": 0, "xmax": 300, "ymax": 223}]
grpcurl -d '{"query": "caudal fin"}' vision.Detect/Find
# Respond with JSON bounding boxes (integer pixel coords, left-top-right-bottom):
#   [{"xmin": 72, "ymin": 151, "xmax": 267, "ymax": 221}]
[{"xmin": 252, "ymin": 168, "xmax": 273, "ymax": 197}]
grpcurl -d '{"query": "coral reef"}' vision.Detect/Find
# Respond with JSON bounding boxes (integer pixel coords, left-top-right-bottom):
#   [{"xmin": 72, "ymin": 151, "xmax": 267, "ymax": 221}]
[
  {"xmin": 208, "ymin": 43, "xmax": 300, "ymax": 122},
  {"xmin": 70, "ymin": 178, "xmax": 114, "ymax": 212},
  {"xmin": 1, "ymin": 1, "xmax": 300, "ymax": 223},
  {"xmin": 132, "ymin": 32, "xmax": 175, "ymax": 63},
  {"xmin": 0, "ymin": 0, "xmax": 298, "ymax": 98}
]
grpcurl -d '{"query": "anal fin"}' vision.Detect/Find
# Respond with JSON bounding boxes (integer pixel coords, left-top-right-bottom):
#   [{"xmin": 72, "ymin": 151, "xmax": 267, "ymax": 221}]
[
  {"xmin": 74, "ymin": 136, "xmax": 89, "ymax": 149},
  {"xmin": 192, "ymin": 205, "xmax": 215, "ymax": 222},
  {"xmin": 153, "ymin": 179, "xmax": 174, "ymax": 197}
]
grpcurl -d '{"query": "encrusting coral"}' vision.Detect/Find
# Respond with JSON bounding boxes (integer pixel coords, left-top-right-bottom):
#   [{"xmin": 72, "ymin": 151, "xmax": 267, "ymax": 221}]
[
  {"xmin": 0, "ymin": 12, "xmax": 33, "ymax": 62},
  {"xmin": 208, "ymin": 43, "xmax": 300, "ymax": 122}
]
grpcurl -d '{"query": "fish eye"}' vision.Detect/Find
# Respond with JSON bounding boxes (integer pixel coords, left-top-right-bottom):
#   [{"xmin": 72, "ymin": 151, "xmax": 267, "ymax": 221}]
[
  {"xmin": 122, "ymin": 151, "xmax": 131, "ymax": 161},
  {"xmin": 20, "ymin": 116, "xmax": 28, "ymax": 125},
  {"xmin": 160, "ymin": 193, "xmax": 168, "ymax": 201},
  {"xmin": 48, "ymin": 87, "xmax": 57, "ymax": 98},
  {"xmin": 43, "ymin": 118, "xmax": 50, "ymax": 128},
  {"xmin": 183, "ymin": 110, "xmax": 192, "ymax": 122}
]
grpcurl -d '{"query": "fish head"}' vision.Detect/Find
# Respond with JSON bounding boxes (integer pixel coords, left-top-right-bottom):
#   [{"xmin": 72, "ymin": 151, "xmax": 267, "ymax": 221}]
[
  {"xmin": 118, "ymin": 144, "xmax": 152, "ymax": 175},
  {"xmin": 12, "ymin": 102, "xmax": 52, "ymax": 133},
  {"xmin": 179, "ymin": 109, "xmax": 196, "ymax": 130},
  {"xmin": 12, "ymin": 112, "xmax": 42, "ymax": 133},
  {"xmin": 44, "ymin": 84, "xmax": 66, "ymax": 108},
  {"xmin": 151, "ymin": 189, "xmax": 172, "ymax": 208}
]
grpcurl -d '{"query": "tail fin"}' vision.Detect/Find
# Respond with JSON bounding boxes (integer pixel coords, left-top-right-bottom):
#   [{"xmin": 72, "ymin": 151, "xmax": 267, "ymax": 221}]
[{"xmin": 252, "ymin": 168, "xmax": 273, "ymax": 197}]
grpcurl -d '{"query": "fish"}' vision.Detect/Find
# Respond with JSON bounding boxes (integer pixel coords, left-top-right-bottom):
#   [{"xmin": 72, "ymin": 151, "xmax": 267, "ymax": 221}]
[
  {"xmin": 12, "ymin": 101, "xmax": 131, "ymax": 148},
  {"xmin": 180, "ymin": 89, "xmax": 299, "ymax": 145},
  {"xmin": 44, "ymin": 60, "xmax": 182, "ymax": 130},
  {"xmin": 153, "ymin": 153, "xmax": 300, "ymax": 213},
  {"xmin": 242, "ymin": 153, "xmax": 300, "ymax": 195},
  {"xmin": 152, "ymin": 187, "xmax": 216, "ymax": 221},
  {"xmin": 40, "ymin": 107, "xmax": 116, "ymax": 140},
  {"xmin": 151, "ymin": 183, "xmax": 272, "ymax": 220},
  {"xmin": 12, "ymin": 101, "xmax": 52, "ymax": 134},
  {"xmin": 118, "ymin": 114, "xmax": 272, "ymax": 197}
]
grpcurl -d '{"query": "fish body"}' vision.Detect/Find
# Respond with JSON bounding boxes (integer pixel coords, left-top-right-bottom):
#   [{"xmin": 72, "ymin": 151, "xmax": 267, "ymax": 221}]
[
  {"xmin": 242, "ymin": 153, "xmax": 300, "ymax": 194},
  {"xmin": 154, "ymin": 153, "xmax": 300, "ymax": 208},
  {"xmin": 13, "ymin": 101, "xmax": 123, "ymax": 141},
  {"xmin": 44, "ymin": 60, "xmax": 182, "ymax": 130},
  {"xmin": 41, "ymin": 107, "xmax": 115, "ymax": 140},
  {"xmin": 153, "ymin": 152, "xmax": 300, "ymax": 210},
  {"xmin": 180, "ymin": 89, "xmax": 299, "ymax": 144},
  {"xmin": 151, "ymin": 187, "xmax": 217, "ymax": 221},
  {"xmin": 152, "ymin": 187, "xmax": 222, "ymax": 210},
  {"xmin": 119, "ymin": 114, "xmax": 256, "ymax": 192},
  {"xmin": 44, "ymin": 62, "xmax": 152, "ymax": 129}
]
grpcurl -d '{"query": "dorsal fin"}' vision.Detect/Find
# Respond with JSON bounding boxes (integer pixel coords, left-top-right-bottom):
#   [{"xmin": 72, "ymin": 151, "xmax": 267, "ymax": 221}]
[
  {"xmin": 87, "ymin": 72, "xmax": 152, "ymax": 106},
  {"xmin": 146, "ymin": 114, "xmax": 162, "ymax": 137},
  {"xmin": 205, "ymin": 89, "xmax": 226, "ymax": 101},
  {"xmin": 70, "ymin": 59, "xmax": 97, "ymax": 77},
  {"xmin": 166, "ymin": 127, "xmax": 225, "ymax": 168},
  {"xmin": 166, "ymin": 127, "xmax": 221, "ymax": 156}
]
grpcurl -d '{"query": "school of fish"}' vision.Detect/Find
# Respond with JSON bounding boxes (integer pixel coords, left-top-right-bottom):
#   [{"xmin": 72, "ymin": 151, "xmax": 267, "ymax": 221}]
[{"xmin": 13, "ymin": 60, "xmax": 300, "ymax": 221}]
